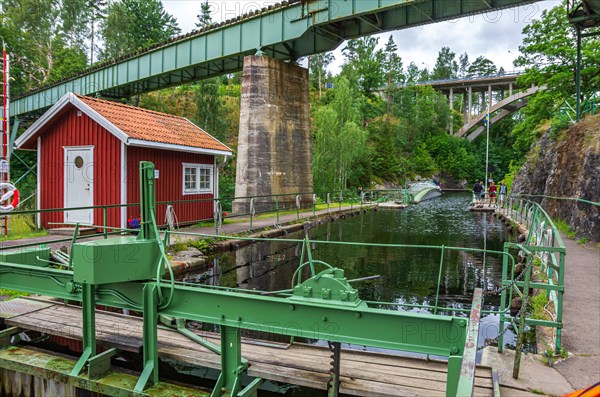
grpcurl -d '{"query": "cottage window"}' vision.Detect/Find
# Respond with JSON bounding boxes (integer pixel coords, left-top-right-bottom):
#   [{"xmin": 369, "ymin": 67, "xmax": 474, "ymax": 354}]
[{"xmin": 183, "ymin": 163, "xmax": 213, "ymax": 194}]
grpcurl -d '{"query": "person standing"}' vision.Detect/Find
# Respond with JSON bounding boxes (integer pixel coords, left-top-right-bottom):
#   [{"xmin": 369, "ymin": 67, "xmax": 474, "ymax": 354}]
[
  {"xmin": 473, "ymin": 181, "xmax": 483, "ymax": 203},
  {"xmin": 499, "ymin": 181, "xmax": 508, "ymax": 205},
  {"xmin": 488, "ymin": 181, "xmax": 497, "ymax": 205}
]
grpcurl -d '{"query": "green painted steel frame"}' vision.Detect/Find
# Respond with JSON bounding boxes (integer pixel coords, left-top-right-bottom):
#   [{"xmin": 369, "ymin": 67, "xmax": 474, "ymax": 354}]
[
  {"xmin": 13, "ymin": 0, "xmax": 542, "ymax": 117},
  {"xmin": 497, "ymin": 197, "xmax": 566, "ymax": 378}
]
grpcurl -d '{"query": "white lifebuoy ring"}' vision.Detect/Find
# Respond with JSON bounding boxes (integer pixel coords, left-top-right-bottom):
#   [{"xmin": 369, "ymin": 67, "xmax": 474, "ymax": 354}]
[{"xmin": 0, "ymin": 183, "xmax": 19, "ymax": 212}]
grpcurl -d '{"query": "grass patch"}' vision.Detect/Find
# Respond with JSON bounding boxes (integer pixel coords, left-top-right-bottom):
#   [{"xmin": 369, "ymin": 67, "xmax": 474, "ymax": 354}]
[
  {"xmin": 528, "ymin": 389, "xmax": 546, "ymax": 395},
  {"xmin": 577, "ymin": 237, "xmax": 589, "ymax": 245},
  {"xmin": 553, "ymin": 219, "xmax": 576, "ymax": 239},
  {"xmin": 529, "ymin": 292, "xmax": 549, "ymax": 320},
  {"xmin": 0, "ymin": 288, "xmax": 30, "ymax": 300},
  {"xmin": 0, "ymin": 213, "xmax": 48, "ymax": 241},
  {"xmin": 194, "ymin": 202, "xmax": 361, "ymax": 228}
]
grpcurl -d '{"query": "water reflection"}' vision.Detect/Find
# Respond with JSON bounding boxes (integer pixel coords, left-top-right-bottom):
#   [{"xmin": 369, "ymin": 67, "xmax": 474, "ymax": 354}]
[{"xmin": 179, "ymin": 193, "xmax": 517, "ymax": 350}]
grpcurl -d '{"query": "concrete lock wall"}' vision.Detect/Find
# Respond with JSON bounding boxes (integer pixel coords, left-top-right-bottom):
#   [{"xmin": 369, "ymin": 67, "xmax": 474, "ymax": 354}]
[{"xmin": 233, "ymin": 56, "xmax": 313, "ymax": 214}]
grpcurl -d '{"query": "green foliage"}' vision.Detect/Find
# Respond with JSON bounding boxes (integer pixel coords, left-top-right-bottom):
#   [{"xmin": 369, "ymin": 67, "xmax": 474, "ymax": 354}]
[
  {"xmin": 549, "ymin": 114, "xmax": 571, "ymax": 139},
  {"xmin": 0, "ymin": 288, "xmax": 30, "ymax": 300},
  {"xmin": 313, "ymin": 77, "xmax": 368, "ymax": 193},
  {"xmin": 342, "ymin": 37, "xmax": 385, "ymax": 95},
  {"xmin": 101, "ymin": 0, "xmax": 180, "ymax": 60},
  {"xmin": 529, "ymin": 292, "xmax": 549, "ymax": 320},
  {"xmin": 512, "ymin": 4, "xmax": 600, "ymax": 155},
  {"xmin": 196, "ymin": 0, "xmax": 212, "ymax": 28},
  {"xmin": 554, "ymin": 219, "xmax": 577, "ymax": 239},
  {"xmin": 431, "ymin": 47, "xmax": 458, "ymax": 80},
  {"xmin": 188, "ymin": 239, "xmax": 210, "ymax": 252},
  {"xmin": 467, "ymin": 56, "xmax": 497, "ymax": 77},
  {"xmin": 193, "ymin": 78, "xmax": 230, "ymax": 142}
]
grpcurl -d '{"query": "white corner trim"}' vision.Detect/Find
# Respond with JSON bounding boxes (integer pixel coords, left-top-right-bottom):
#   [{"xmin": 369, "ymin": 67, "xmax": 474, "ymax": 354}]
[
  {"xmin": 121, "ymin": 142, "xmax": 127, "ymax": 229},
  {"xmin": 15, "ymin": 93, "xmax": 71, "ymax": 148},
  {"xmin": 128, "ymin": 138, "xmax": 232, "ymax": 157},
  {"xmin": 15, "ymin": 93, "xmax": 129, "ymax": 148},
  {"xmin": 36, "ymin": 137, "xmax": 41, "ymax": 229}
]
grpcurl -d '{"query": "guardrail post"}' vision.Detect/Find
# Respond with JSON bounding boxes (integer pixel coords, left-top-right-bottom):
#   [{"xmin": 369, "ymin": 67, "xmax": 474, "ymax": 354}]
[
  {"xmin": 339, "ymin": 191, "xmax": 342, "ymax": 212},
  {"xmin": 103, "ymin": 207, "xmax": 107, "ymax": 239},
  {"xmin": 513, "ymin": 258, "xmax": 532, "ymax": 379},
  {"xmin": 313, "ymin": 194, "xmax": 317, "ymax": 216},
  {"xmin": 327, "ymin": 193, "xmax": 331, "ymax": 213},
  {"xmin": 498, "ymin": 243, "xmax": 510, "ymax": 353},
  {"xmin": 276, "ymin": 196, "xmax": 280, "ymax": 225},
  {"xmin": 296, "ymin": 195, "xmax": 301, "ymax": 219},
  {"xmin": 556, "ymin": 250, "xmax": 565, "ymax": 352},
  {"xmin": 249, "ymin": 198, "xmax": 255, "ymax": 230}
]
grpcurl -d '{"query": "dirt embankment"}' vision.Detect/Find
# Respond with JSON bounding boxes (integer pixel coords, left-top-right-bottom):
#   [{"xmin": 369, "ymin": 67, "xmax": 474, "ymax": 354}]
[{"xmin": 512, "ymin": 114, "xmax": 600, "ymax": 241}]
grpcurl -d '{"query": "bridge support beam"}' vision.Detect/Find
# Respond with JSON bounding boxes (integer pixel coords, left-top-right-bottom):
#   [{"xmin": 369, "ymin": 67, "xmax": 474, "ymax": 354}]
[{"xmin": 234, "ymin": 56, "xmax": 312, "ymax": 214}]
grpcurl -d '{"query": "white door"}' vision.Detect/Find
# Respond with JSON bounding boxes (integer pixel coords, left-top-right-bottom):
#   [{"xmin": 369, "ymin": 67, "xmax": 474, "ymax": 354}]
[{"xmin": 65, "ymin": 147, "xmax": 94, "ymax": 224}]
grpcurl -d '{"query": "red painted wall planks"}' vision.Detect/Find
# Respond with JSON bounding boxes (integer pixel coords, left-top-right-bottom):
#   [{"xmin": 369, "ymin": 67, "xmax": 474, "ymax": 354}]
[
  {"xmin": 127, "ymin": 147, "xmax": 215, "ymax": 226},
  {"xmin": 38, "ymin": 106, "xmax": 216, "ymax": 229},
  {"xmin": 40, "ymin": 108, "xmax": 121, "ymax": 229}
]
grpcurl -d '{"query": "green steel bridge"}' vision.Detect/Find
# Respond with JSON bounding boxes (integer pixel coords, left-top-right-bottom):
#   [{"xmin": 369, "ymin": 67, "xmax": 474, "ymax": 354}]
[{"xmin": 11, "ymin": 0, "xmax": 545, "ymax": 119}]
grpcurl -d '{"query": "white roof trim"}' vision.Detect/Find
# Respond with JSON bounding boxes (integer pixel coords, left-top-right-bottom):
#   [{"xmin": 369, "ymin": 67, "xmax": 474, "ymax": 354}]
[
  {"xmin": 128, "ymin": 138, "xmax": 232, "ymax": 157},
  {"xmin": 15, "ymin": 93, "xmax": 233, "ymax": 156},
  {"xmin": 15, "ymin": 93, "xmax": 128, "ymax": 148}
]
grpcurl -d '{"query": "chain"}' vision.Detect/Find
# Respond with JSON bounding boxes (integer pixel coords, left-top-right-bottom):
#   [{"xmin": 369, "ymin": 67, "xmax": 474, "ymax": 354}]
[
  {"xmin": 483, "ymin": 259, "xmax": 531, "ymax": 297},
  {"xmin": 477, "ymin": 321, "xmax": 514, "ymax": 351}
]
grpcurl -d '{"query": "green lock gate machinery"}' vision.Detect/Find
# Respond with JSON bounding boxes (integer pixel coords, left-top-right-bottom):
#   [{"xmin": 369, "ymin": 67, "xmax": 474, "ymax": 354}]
[{"xmin": 0, "ymin": 161, "xmax": 486, "ymax": 396}]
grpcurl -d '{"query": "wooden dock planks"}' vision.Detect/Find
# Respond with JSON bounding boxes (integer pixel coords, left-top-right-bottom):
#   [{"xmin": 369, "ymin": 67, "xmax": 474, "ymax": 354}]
[{"xmin": 0, "ymin": 298, "xmax": 495, "ymax": 396}]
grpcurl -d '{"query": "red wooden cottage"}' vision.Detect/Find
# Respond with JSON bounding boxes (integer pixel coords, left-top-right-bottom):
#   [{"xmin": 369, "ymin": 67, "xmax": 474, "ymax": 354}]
[{"xmin": 15, "ymin": 93, "xmax": 232, "ymax": 230}]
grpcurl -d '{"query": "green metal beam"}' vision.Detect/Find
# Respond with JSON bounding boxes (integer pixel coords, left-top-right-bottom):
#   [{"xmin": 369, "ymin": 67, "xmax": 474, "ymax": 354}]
[
  {"xmin": 0, "ymin": 265, "xmax": 468, "ymax": 358},
  {"xmin": 12, "ymin": 0, "xmax": 543, "ymax": 117}
]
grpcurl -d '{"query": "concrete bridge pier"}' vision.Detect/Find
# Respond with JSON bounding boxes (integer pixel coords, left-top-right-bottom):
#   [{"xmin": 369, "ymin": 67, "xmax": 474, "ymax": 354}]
[{"xmin": 233, "ymin": 56, "xmax": 313, "ymax": 214}]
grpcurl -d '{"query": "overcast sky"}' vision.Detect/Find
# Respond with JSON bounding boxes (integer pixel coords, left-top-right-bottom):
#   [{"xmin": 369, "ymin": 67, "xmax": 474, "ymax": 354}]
[{"xmin": 162, "ymin": 0, "xmax": 560, "ymax": 73}]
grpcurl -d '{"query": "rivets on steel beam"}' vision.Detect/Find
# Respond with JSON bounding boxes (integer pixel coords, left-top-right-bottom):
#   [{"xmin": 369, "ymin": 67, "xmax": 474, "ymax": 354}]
[
  {"xmin": 458, "ymin": 320, "xmax": 467, "ymax": 327},
  {"xmin": 451, "ymin": 347, "xmax": 459, "ymax": 355},
  {"xmin": 289, "ymin": 304, "xmax": 295, "ymax": 311},
  {"xmin": 322, "ymin": 316, "xmax": 328, "ymax": 322},
  {"xmin": 355, "ymin": 312, "xmax": 361, "ymax": 319}
]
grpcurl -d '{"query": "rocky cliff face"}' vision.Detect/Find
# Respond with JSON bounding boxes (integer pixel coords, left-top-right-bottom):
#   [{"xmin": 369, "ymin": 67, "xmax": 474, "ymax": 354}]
[{"xmin": 512, "ymin": 114, "xmax": 600, "ymax": 242}]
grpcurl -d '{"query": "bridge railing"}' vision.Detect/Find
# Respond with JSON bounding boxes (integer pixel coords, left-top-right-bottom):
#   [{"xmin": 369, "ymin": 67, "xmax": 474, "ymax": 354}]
[{"xmin": 496, "ymin": 196, "xmax": 567, "ymax": 377}]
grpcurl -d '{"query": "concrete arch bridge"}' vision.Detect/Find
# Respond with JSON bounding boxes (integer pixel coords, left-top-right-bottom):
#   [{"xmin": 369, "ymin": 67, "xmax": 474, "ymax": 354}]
[{"xmin": 417, "ymin": 73, "xmax": 542, "ymax": 141}]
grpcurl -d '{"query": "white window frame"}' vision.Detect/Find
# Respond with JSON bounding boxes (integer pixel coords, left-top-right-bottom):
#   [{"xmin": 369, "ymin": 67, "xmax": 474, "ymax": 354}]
[{"xmin": 182, "ymin": 163, "xmax": 213, "ymax": 195}]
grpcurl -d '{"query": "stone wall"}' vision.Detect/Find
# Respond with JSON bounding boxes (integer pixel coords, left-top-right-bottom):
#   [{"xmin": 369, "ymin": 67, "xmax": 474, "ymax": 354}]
[
  {"xmin": 512, "ymin": 114, "xmax": 600, "ymax": 241},
  {"xmin": 233, "ymin": 56, "xmax": 312, "ymax": 214}
]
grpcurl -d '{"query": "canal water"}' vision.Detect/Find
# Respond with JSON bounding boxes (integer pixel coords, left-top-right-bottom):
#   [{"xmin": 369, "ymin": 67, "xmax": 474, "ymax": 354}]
[{"xmin": 180, "ymin": 193, "xmax": 522, "ymax": 355}]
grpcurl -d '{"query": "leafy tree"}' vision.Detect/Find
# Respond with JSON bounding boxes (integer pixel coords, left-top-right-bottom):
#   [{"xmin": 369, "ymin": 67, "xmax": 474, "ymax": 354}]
[
  {"xmin": 467, "ymin": 56, "xmax": 497, "ymax": 77},
  {"xmin": 459, "ymin": 52, "xmax": 470, "ymax": 78},
  {"xmin": 512, "ymin": 4, "xmax": 600, "ymax": 154},
  {"xmin": 309, "ymin": 52, "xmax": 335, "ymax": 97},
  {"xmin": 313, "ymin": 77, "xmax": 368, "ymax": 192},
  {"xmin": 382, "ymin": 35, "xmax": 404, "ymax": 125},
  {"xmin": 101, "ymin": 0, "xmax": 181, "ymax": 59},
  {"xmin": 405, "ymin": 62, "xmax": 421, "ymax": 85},
  {"xmin": 342, "ymin": 37, "xmax": 385, "ymax": 94},
  {"xmin": 196, "ymin": 0, "xmax": 212, "ymax": 28},
  {"xmin": 194, "ymin": 79, "xmax": 230, "ymax": 143},
  {"xmin": 431, "ymin": 47, "xmax": 458, "ymax": 80}
]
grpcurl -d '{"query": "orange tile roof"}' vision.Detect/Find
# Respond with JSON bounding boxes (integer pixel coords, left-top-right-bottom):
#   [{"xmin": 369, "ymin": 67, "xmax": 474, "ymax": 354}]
[{"xmin": 76, "ymin": 95, "xmax": 231, "ymax": 153}]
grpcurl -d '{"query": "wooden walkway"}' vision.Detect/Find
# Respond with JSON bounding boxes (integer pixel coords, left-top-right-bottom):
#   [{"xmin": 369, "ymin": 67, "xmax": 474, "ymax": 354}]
[{"xmin": 1, "ymin": 297, "xmax": 496, "ymax": 396}]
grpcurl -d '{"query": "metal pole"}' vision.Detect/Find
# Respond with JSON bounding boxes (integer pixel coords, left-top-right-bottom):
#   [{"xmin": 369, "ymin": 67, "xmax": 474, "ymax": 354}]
[
  {"xmin": 576, "ymin": 27, "xmax": 582, "ymax": 122},
  {"xmin": 484, "ymin": 89, "xmax": 491, "ymax": 199}
]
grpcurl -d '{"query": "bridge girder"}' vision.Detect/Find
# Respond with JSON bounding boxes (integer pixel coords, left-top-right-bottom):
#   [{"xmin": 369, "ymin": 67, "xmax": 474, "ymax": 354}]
[{"xmin": 12, "ymin": 0, "xmax": 543, "ymax": 118}]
